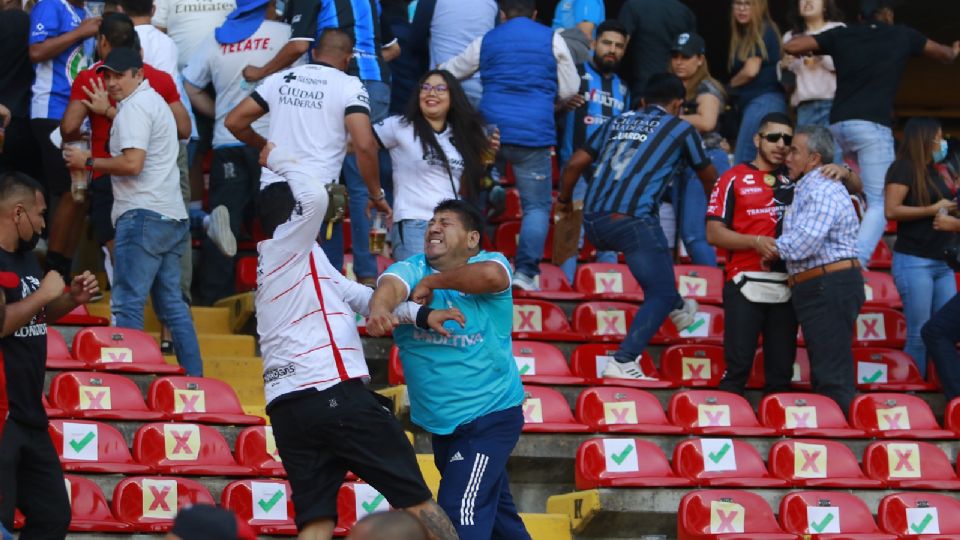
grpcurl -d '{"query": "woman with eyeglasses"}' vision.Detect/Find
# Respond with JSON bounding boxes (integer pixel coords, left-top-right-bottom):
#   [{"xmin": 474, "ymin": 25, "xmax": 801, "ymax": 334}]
[
  {"xmin": 884, "ymin": 117, "xmax": 957, "ymax": 377},
  {"xmin": 374, "ymin": 69, "xmax": 494, "ymax": 260},
  {"xmin": 728, "ymin": 0, "xmax": 787, "ymax": 165},
  {"xmin": 782, "ymin": 0, "xmax": 845, "ymax": 128}
]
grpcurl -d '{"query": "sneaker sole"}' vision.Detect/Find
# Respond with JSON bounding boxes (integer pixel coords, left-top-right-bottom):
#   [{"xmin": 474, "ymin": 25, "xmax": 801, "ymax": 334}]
[{"xmin": 208, "ymin": 206, "xmax": 237, "ymax": 257}]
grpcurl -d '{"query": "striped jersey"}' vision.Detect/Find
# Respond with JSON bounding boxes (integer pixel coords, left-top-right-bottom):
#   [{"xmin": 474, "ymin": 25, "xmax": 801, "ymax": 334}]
[
  {"xmin": 558, "ymin": 61, "xmax": 628, "ymax": 165},
  {"xmin": 29, "ymin": 0, "xmax": 90, "ymax": 119},
  {"xmin": 288, "ymin": 0, "xmax": 388, "ymax": 82},
  {"xmin": 583, "ymin": 106, "xmax": 709, "ymax": 218}
]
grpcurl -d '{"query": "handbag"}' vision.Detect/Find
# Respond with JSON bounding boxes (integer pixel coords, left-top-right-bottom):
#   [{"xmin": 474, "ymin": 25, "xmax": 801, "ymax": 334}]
[
  {"xmin": 731, "ymin": 271, "xmax": 791, "ymax": 303},
  {"xmin": 944, "ymin": 235, "xmax": 960, "ymax": 272},
  {"xmin": 321, "ymin": 183, "xmax": 348, "ymax": 240}
]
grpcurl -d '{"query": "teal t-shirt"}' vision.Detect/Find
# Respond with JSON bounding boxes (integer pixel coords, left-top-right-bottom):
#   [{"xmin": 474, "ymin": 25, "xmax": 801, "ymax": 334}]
[{"xmin": 384, "ymin": 251, "xmax": 525, "ymax": 435}]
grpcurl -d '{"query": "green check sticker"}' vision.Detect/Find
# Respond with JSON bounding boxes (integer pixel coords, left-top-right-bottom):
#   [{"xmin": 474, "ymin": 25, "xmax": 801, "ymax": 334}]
[
  {"xmin": 911, "ymin": 513, "xmax": 933, "ymax": 534},
  {"xmin": 362, "ymin": 494, "xmax": 385, "ymax": 514},
  {"xmin": 810, "ymin": 512, "xmax": 834, "ymax": 533},
  {"xmin": 518, "ymin": 364, "xmax": 531, "ymax": 375},
  {"xmin": 258, "ymin": 489, "xmax": 284, "ymax": 513},
  {"xmin": 685, "ymin": 318, "xmax": 706, "ymax": 334},
  {"xmin": 610, "ymin": 444, "xmax": 634, "ymax": 465},
  {"xmin": 69, "ymin": 432, "xmax": 95, "ymax": 453},
  {"xmin": 707, "ymin": 443, "xmax": 731, "ymax": 464},
  {"xmin": 861, "ymin": 369, "xmax": 884, "ymax": 383}
]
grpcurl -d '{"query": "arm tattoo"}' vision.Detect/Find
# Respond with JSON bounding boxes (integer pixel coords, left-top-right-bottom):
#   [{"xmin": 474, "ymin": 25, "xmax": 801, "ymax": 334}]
[{"xmin": 413, "ymin": 502, "xmax": 459, "ymax": 540}]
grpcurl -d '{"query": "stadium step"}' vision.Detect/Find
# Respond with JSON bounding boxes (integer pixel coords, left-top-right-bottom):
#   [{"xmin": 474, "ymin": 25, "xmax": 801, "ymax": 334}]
[{"xmin": 86, "ymin": 298, "xmax": 233, "ymax": 335}]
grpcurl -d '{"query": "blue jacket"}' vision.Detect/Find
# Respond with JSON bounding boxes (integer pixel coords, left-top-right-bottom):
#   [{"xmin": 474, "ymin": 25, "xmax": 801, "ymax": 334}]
[{"xmin": 479, "ymin": 17, "xmax": 557, "ymax": 148}]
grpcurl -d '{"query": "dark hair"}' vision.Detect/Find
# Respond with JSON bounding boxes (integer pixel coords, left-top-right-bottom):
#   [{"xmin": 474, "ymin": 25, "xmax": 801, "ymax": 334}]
[
  {"xmin": 886, "ymin": 117, "xmax": 941, "ymax": 206},
  {"xmin": 433, "ymin": 199, "xmax": 485, "ymax": 247},
  {"xmin": 403, "ymin": 70, "xmax": 489, "ymax": 199},
  {"xmin": 596, "ymin": 19, "xmax": 628, "ymax": 40},
  {"xmin": 643, "ymin": 73, "xmax": 686, "ymax": 105},
  {"xmin": 99, "ymin": 12, "xmax": 136, "ymax": 48},
  {"xmin": 498, "ymin": 0, "xmax": 534, "ymax": 18},
  {"xmin": 758, "ymin": 112, "xmax": 793, "ymax": 133},
  {"xmin": 316, "ymin": 27, "xmax": 355, "ymax": 54},
  {"xmin": 0, "ymin": 172, "xmax": 44, "ymax": 205},
  {"xmin": 787, "ymin": 0, "xmax": 844, "ymax": 33},
  {"xmin": 256, "ymin": 182, "xmax": 296, "ymax": 238},
  {"xmin": 118, "ymin": 0, "xmax": 152, "ymax": 17}
]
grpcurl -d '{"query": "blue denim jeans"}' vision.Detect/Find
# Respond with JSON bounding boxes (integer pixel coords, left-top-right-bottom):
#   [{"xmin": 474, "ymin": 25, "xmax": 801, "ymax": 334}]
[
  {"xmin": 669, "ymin": 147, "xmax": 730, "ymax": 266},
  {"xmin": 499, "ymin": 145, "xmax": 553, "ymax": 278},
  {"xmin": 734, "ymin": 92, "xmax": 787, "ymax": 165},
  {"xmin": 922, "ymin": 292, "xmax": 960, "ymax": 400},
  {"xmin": 112, "ymin": 209, "xmax": 203, "ymax": 376},
  {"xmin": 892, "ymin": 251, "xmax": 957, "ymax": 376},
  {"xmin": 341, "ymin": 80, "xmax": 392, "ymax": 279},
  {"xmin": 796, "ymin": 99, "xmax": 832, "ymax": 128},
  {"xmin": 389, "ymin": 219, "xmax": 429, "ymax": 261},
  {"xmin": 560, "ymin": 177, "xmax": 617, "ymax": 283},
  {"xmin": 583, "ymin": 213, "xmax": 684, "ymax": 363},
  {"xmin": 829, "ymin": 120, "xmax": 895, "ymax": 266}
]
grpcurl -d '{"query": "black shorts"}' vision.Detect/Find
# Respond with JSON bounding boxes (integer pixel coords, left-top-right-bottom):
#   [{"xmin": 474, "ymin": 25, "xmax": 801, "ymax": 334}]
[
  {"xmin": 29, "ymin": 118, "xmax": 70, "ymax": 197},
  {"xmin": 90, "ymin": 174, "xmax": 114, "ymax": 244},
  {"xmin": 267, "ymin": 379, "xmax": 432, "ymax": 529},
  {"xmin": 0, "ymin": 418, "xmax": 71, "ymax": 536}
]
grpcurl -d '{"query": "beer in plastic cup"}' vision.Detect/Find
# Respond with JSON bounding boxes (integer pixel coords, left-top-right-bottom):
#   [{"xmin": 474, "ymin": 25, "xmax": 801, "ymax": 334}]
[
  {"xmin": 63, "ymin": 140, "xmax": 91, "ymax": 202},
  {"xmin": 369, "ymin": 211, "xmax": 387, "ymax": 254}
]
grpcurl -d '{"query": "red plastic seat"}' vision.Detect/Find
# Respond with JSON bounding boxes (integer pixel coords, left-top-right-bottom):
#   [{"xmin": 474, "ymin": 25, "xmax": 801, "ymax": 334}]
[
  {"xmin": 868, "ymin": 241, "xmax": 892, "ymax": 270},
  {"xmin": 333, "ymin": 482, "xmax": 390, "ymax": 536},
  {"xmin": 147, "ymin": 376, "xmax": 264, "ymax": 425},
  {"xmin": 575, "ymin": 437, "xmax": 690, "ymax": 489},
  {"xmin": 674, "ymin": 438, "xmax": 788, "ymax": 487},
  {"xmin": 849, "ymin": 393, "xmax": 953, "ymax": 439},
  {"xmin": 56, "ymin": 304, "xmax": 110, "ymax": 326},
  {"xmin": 236, "ymin": 256, "xmax": 257, "ymax": 292},
  {"xmin": 945, "ymin": 397, "xmax": 960, "ymax": 436},
  {"xmin": 111, "ymin": 476, "xmax": 215, "ymax": 532},
  {"xmin": 133, "ymin": 422, "xmax": 254, "ymax": 476},
  {"xmin": 47, "ymin": 327, "xmax": 85, "ymax": 369},
  {"xmin": 569, "ymin": 343, "xmax": 673, "ymax": 388},
  {"xmin": 852, "ymin": 308, "xmax": 906, "ymax": 348},
  {"xmin": 852, "ymin": 348, "xmax": 935, "ymax": 391},
  {"xmin": 759, "ymin": 393, "xmax": 866, "ymax": 438},
  {"xmin": 64, "ymin": 475, "xmax": 132, "ymax": 532},
  {"xmin": 652, "ymin": 305, "xmax": 725, "ymax": 346},
  {"xmin": 768, "ymin": 439, "xmax": 882, "ymax": 489},
  {"xmin": 572, "ymin": 301, "xmax": 638, "ymax": 342},
  {"xmin": 235, "ymin": 426, "xmax": 286, "ymax": 478},
  {"xmin": 49, "ymin": 419, "xmax": 152, "ymax": 474},
  {"xmin": 513, "ymin": 263, "xmax": 585, "ymax": 301},
  {"xmin": 222, "ymin": 479, "xmax": 296, "ymax": 535},
  {"xmin": 72, "ymin": 327, "xmax": 184, "ymax": 374},
  {"xmin": 779, "ymin": 491, "xmax": 895, "ymax": 539},
  {"xmin": 877, "ymin": 492, "xmax": 960, "ymax": 538},
  {"xmin": 489, "ymin": 187, "xmax": 522, "ymax": 222},
  {"xmin": 49, "ymin": 371, "xmax": 167, "ymax": 421},
  {"xmin": 678, "ymin": 489, "xmax": 797, "ymax": 540},
  {"xmin": 512, "ymin": 299, "xmax": 583, "ymax": 341},
  {"xmin": 43, "ymin": 394, "xmax": 66, "ymax": 418},
  {"xmin": 494, "ymin": 221, "xmax": 553, "ymax": 260},
  {"xmin": 573, "ymin": 263, "xmax": 645, "ymax": 302},
  {"xmin": 668, "ymin": 390, "xmax": 777, "ymax": 436},
  {"xmin": 660, "ymin": 345, "xmax": 726, "ymax": 387},
  {"xmin": 861, "ymin": 271, "xmax": 901, "ymax": 309},
  {"xmin": 387, "ymin": 346, "xmax": 405, "ymax": 385},
  {"xmin": 863, "ymin": 441, "xmax": 960, "ymax": 489},
  {"xmin": 575, "ymin": 387, "xmax": 684, "ymax": 434},
  {"xmin": 750, "ymin": 349, "xmax": 812, "ymax": 390},
  {"xmin": 511, "ymin": 341, "xmax": 586, "ymax": 385},
  {"xmin": 675, "ymin": 265, "xmax": 723, "ymax": 305},
  {"xmin": 520, "ymin": 386, "xmax": 589, "ymax": 433}
]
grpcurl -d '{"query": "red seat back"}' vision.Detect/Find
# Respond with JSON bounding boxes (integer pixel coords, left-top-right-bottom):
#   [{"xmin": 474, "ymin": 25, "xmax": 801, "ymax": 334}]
[
  {"xmin": 779, "ymin": 491, "xmax": 889, "ymax": 536},
  {"xmin": 863, "ymin": 441, "xmax": 959, "ymax": 483},
  {"xmin": 850, "ymin": 393, "xmax": 948, "ymax": 436},
  {"xmin": 750, "ymin": 349, "xmax": 811, "ymax": 390},
  {"xmin": 147, "ymin": 376, "xmax": 263, "ymax": 424},
  {"xmin": 569, "ymin": 344, "xmax": 664, "ymax": 385},
  {"xmin": 72, "ymin": 327, "xmax": 182, "ymax": 373},
  {"xmin": 221, "ymin": 479, "xmax": 296, "ymax": 534},
  {"xmin": 668, "ymin": 390, "xmax": 767, "ymax": 432},
  {"xmin": 768, "ymin": 439, "xmax": 875, "ymax": 485},
  {"xmin": 513, "ymin": 264, "xmax": 584, "ymax": 300},
  {"xmin": 64, "ymin": 474, "xmax": 131, "ymax": 532},
  {"xmin": 235, "ymin": 426, "xmax": 285, "ymax": 476},
  {"xmin": 653, "ymin": 305, "xmax": 725, "ymax": 345},
  {"xmin": 660, "ymin": 345, "xmax": 726, "ymax": 387},
  {"xmin": 573, "ymin": 263, "xmax": 644, "ymax": 301},
  {"xmin": 868, "ymin": 241, "xmax": 892, "ymax": 270},
  {"xmin": 673, "ymin": 438, "xmax": 777, "ymax": 483},
  {"xmin": 511, "ymin": 341, "xmax": 584, "ymax": 385},
  {"xmin": 572, "ymin": 301, "xmax": 638, "ymax": 340},
  {"xmin": 111, "ymin": 476, "xmax": 215, "ymax": 532},
  {"xmin": 388, "ymin": 346, "xmax": 405, "ymax": 385},
  {"xmin": 759, "ymin": 393, "xmax": 861, "ymax": 435},
  {"xmin": 946, "ymin": 396, "xmax": 960, "ymax": 435},
  {"xmin": 674, "ymin": 265, "xmax": 723, "ymax": 305},
  {"xmin": 852, "ymin": 348, "xmax": 931, "ymax": 390},
  {"xmin": 861, "ymin": 271, "xmax": 901, "ymax": 308},
  {"xmin": 49, "ymin": 371, "xmax": 158, "ymax": 418},
  {"xmin": 878, "ymin": 492, "xmax": 960, "ymax": 536},
  {"xmin": 495, "ymin": 221, "xmax": 554, "ymax": 260},
  {"xmin": 678, "ymin": 489, "xmax": 794, "ymax": 539},
  {"xmin": 575, "ymin": 437, "xmax": 686, "ymax": 490},
  {"xmin": 574, "ymin": 387, "xmax": 679, "ymax": 433},
  {"xmin": 512, "ymin": 299, "xmax": 579, "ymax": 340},
  {"xmin": 521, "ymin": 385, "xmax": 585, "ymax": 430},
  {"xmin": 235, "ymin": 256, "xmax": 258, "ymax": 292},
  {"xmin": 853, "ymin": 308, "xmax": 907, "ymax": 348},
  {"xmin": 47, "ymin": 326, "xmax": 82, "ymax": 367},
  {"xmin": 132, "ymin": 423, "xmax": 246, "ymax": 471},
  {"xmin": 49, "ymin": 419, "xmax": 145, "ymax": 471},
  {"xmin": 335, "ymin": 482, "xmax": 391, "ymax": 535}
]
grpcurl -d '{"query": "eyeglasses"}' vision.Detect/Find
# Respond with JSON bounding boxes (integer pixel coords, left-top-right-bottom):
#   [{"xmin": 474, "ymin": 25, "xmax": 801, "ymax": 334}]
[
  {"xmin": 420, "ymin": 83, "xmax": 448, "ymax": 95},
  {"xmin": 759, "ymin": 132, "xmax": 793, "ymax": 145},
  {"xmin": 733, "ymin": 0, "xmax": 752, "ymax": 9}
]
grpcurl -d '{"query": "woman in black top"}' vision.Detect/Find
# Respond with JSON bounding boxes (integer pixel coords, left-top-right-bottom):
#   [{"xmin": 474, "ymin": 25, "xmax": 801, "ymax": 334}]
[{"xmin": 884, "ymin": 117, "xmax": 957, "ymax": 376}]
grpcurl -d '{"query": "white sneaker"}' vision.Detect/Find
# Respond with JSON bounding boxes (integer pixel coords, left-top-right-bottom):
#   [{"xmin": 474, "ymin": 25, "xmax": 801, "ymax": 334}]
[
  {"xmin": 602, "ymin": 359, "xmax": 660, "ymax": 381},
  {"xmin": 206, "ymin": 205, "xmax": 237, "ymax": 257},
  {"xmin": 512, "ymin": 272, "xmax": 538, "ymax": 292},
  {"xmin": 669, "ymin": 298, "xmax": 699, "ymax": 331}
]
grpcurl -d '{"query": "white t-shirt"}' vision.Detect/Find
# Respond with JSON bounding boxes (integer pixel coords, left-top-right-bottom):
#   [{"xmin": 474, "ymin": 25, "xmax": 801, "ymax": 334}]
[
  {"xmin": 109, "ymin": 80, "xmax": 186, "ymax": 224},
  {"xmin": 253, "ymin": 63, "xmax": 369, "ymax": 187},
  {"xmin": 182, "ymin": 20, "xmax": 290, "ymax": 148},
  {"xmin": 782, "ymin": 21, "xmax": 845, "ymax": 106},
  {"xmin": 374, "ymin": 115, "xmax": 464, "ymax": 222},
  {"xmin": 134, "ymin": 24, "xmax": 179, "ymax": 78},
  {"xmin": 152, "ymin": 0, "xmax": 235, "ymax": 70}
]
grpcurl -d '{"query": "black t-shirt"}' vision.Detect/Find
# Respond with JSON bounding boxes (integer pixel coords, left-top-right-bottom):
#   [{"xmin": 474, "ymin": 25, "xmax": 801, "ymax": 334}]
[
  {"xmin": 0, "ymin": 10, "xmax": 34, "ymax": 119},
  {"xmin": 886, "ymin": 160, "xmax": 955, "ymax": 259},
  {"xmin": 815, "ymin": 22, "xmax": 926, "ymax": 127},
  {"xmin": 0, "ymin": 249, "xmax": 49, "ymax": 428},
  {"xmin": 618, "ymin": 0, "xmax": 696, "ymax": 98}
]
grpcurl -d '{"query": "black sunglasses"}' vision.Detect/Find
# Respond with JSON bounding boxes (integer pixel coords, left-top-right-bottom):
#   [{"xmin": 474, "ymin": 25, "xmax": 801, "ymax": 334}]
[{"xmin": 759, "ymin": 132, "xmax": 793, "ymax": 145}]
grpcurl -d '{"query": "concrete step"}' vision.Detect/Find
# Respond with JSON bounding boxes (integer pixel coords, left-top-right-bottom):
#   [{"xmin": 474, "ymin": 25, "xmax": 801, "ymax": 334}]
[{"xmin": 86, "ymin": 298, "xmax": 233, "ymax": 335}]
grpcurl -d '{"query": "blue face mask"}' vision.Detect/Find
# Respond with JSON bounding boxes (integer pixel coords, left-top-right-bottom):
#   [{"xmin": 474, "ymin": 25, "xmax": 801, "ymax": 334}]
[{"xmin": 933, "ymin": 139, "xmax": 948, "ymax": 163}]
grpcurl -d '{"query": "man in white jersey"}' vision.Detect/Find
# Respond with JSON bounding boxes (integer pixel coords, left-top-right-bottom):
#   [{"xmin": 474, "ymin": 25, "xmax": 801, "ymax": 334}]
[
  {"xmin": 183, "ymin": 0, "xmax": 290, "ymax": 304},
  {"xmin": 252, "ymin": 140, "xmax": 461, "ymax": 540}
]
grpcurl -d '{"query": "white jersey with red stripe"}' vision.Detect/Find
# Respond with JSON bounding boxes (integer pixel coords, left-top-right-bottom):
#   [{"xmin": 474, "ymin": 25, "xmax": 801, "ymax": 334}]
[{"xmin": 255, "ymin": 147, "xmax": 417, "ymax": 404}]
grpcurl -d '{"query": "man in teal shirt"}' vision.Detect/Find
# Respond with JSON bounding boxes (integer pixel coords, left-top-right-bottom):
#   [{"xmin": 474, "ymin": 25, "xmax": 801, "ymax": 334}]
[{"xmin": 368, "ymin": 199, "xmax": 529, "ymax": 540}]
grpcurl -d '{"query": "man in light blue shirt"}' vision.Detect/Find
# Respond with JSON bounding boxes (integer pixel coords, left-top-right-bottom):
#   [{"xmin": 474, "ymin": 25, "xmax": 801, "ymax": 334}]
[
  {"xmin": 368, "ymin": 199, "xmax": 529, "ymax": 540},
  {"xmin": 552, "ymin": 0, "xmax": 604, "ymax": 39}
]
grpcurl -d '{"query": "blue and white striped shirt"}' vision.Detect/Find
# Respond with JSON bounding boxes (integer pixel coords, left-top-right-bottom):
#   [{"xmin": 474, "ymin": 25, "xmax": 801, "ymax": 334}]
[{"xmin": 776, "ymin": 167, "xmax": 859, "ymax": 274}]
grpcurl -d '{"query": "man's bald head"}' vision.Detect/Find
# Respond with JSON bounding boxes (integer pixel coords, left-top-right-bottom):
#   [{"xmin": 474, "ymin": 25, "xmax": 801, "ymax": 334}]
[
  {"xmin": 347, "ymin": 512, "xmax": 428, "ymax": 540},
  {"xmin": 312, "ymin": 28, "xmax": 355, "ymax": 70}
]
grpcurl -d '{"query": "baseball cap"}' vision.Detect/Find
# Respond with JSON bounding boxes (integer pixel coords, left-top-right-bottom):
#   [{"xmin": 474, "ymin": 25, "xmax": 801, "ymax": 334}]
[
  {"xmin": 0, "ymin": 272, "xmax": 17, "ymax": 288},
  {"xmin": 170, "ymin": 505, "xmax": 256, "ymax": 540},
  {"xmin": 859, "ymin": 0, "xmax": 898, "ymax": 18},
  {"xmin": 95, "ymin": 47, "xmax": 143, "ymax": 74},
  {"xmin": 670, "ymin": 32, "xmax": 706, "ymax": 57},
  {"xmin": 215, "ymin": 0, "xmax": 270, "ymax": 45}
]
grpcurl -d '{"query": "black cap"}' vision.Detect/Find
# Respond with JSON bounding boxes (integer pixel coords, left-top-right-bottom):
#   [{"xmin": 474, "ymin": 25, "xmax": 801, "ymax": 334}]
[
  {"xmin": 859, "ymin": 0, "xmax": 897, "ymax": 18},
  {"xmin": 170, "ymin": 505, "xmax": 256, "ymax": 540},
  {"xmin": 95, "ymin": 47, "xmax": 143, "ymax": 74},
  {"xmin": 670, "ymin": 32, "xmax": 706, "ymax": 57}
]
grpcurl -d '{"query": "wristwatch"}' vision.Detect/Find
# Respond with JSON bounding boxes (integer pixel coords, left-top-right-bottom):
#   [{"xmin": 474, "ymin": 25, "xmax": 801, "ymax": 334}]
[
  {"xmin": 368, "ymin": 188, "xmax": 386, "ymax": 201},
  {"xmin": 84, "ymin": 157, "xmax": 95, "ymax": 172}
]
